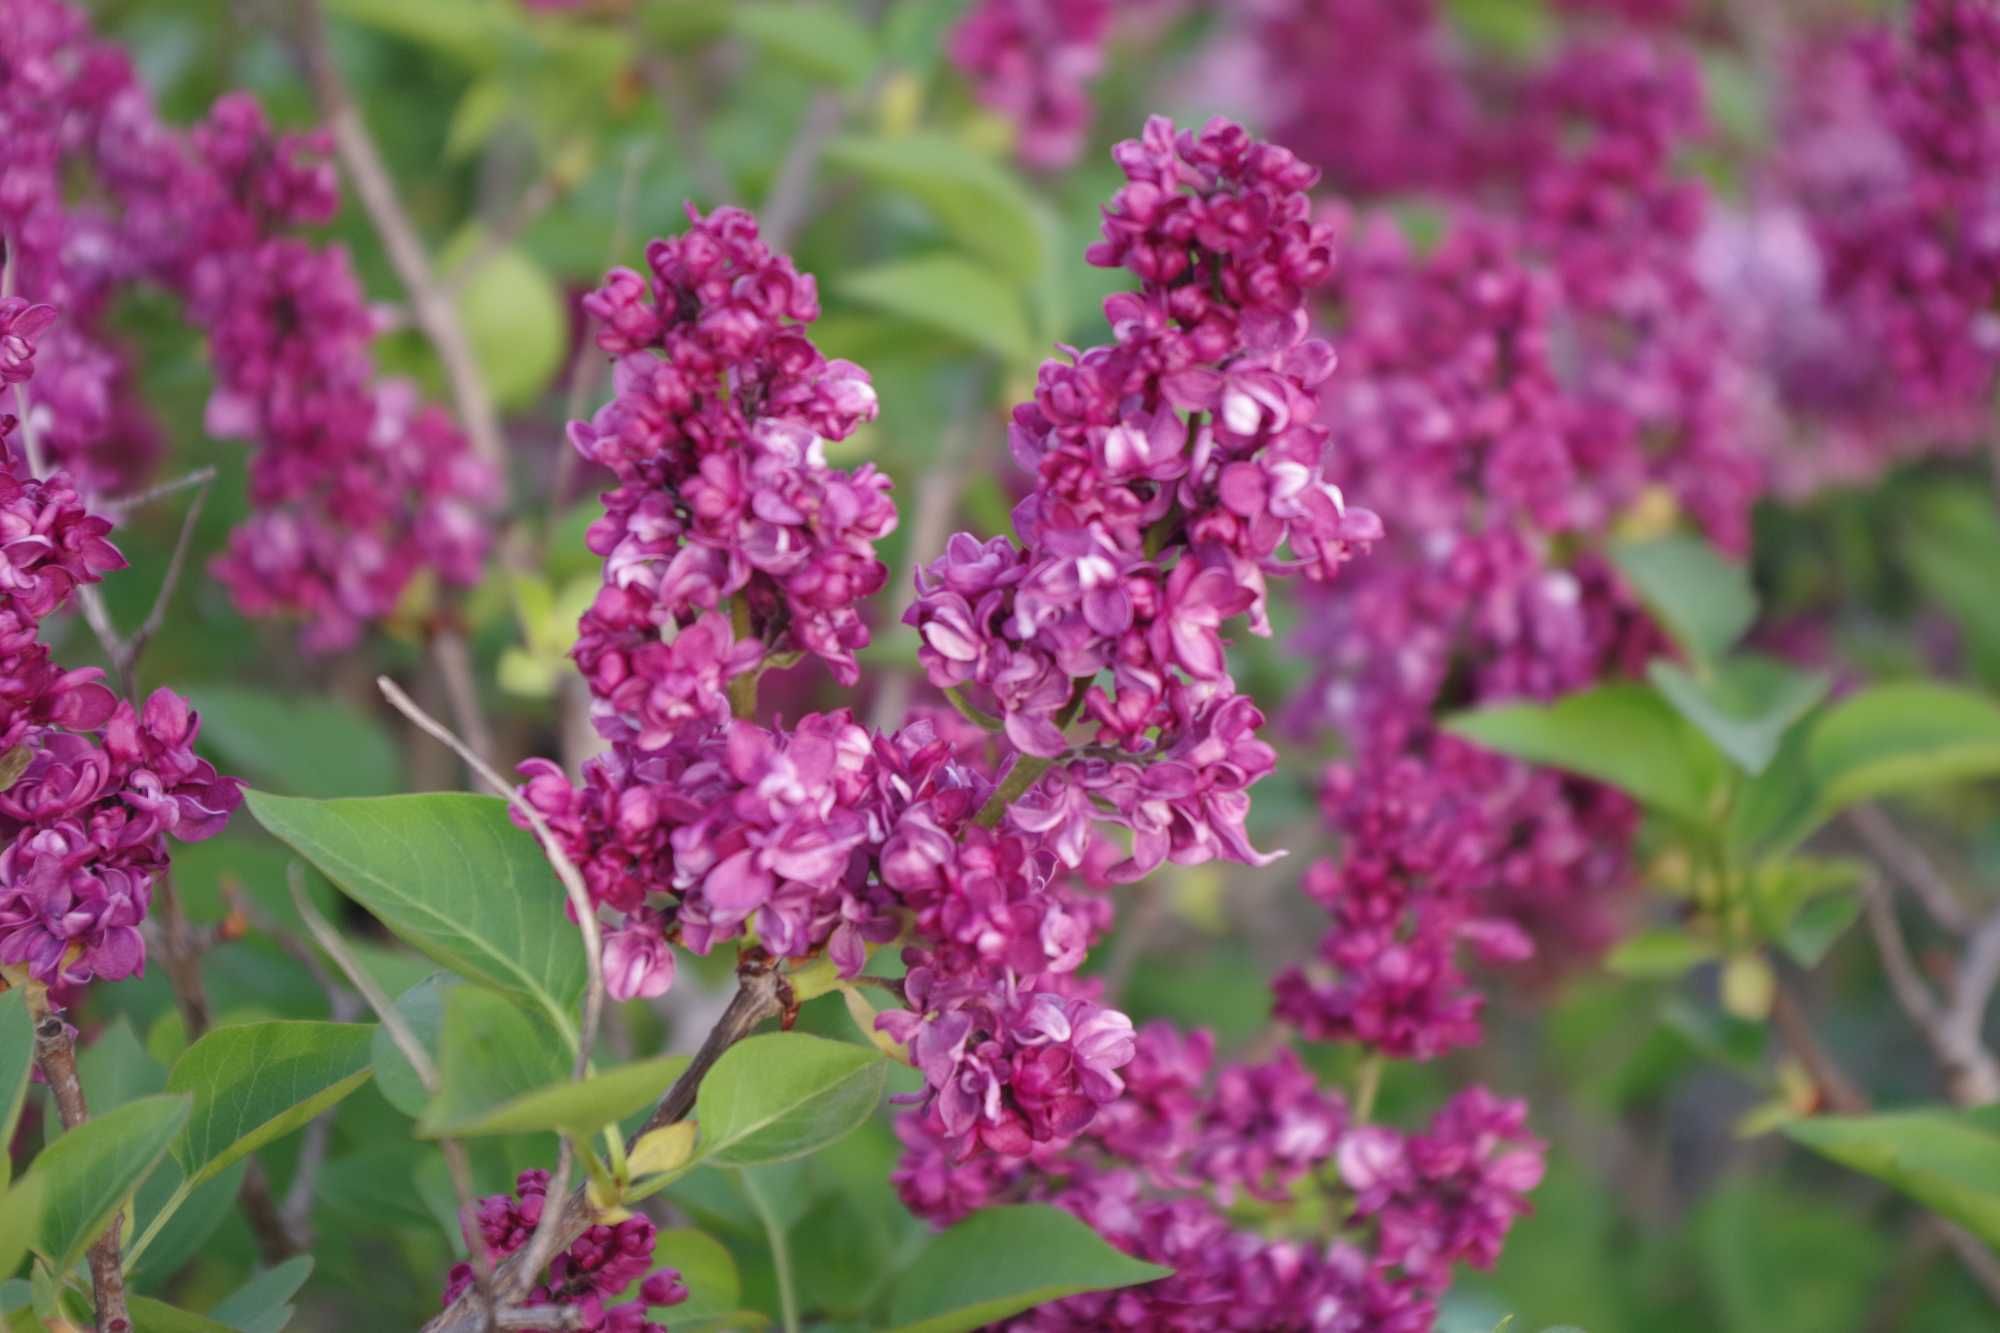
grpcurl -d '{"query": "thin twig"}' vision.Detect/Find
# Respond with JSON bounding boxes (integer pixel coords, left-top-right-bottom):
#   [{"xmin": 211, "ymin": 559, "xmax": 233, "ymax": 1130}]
[
  {"xmin": 423, "ymin": 965, "xmax": 785, "ymax": 1333},
  {"xmin": 376, "ymin": 673, "xmax": 609, "ymax": 1297},
  {"xmin": 28, "ymin": 999, "xmax": 130, "ymax": 1333},
  {"xmin": 439, "ymin": 144, "xmax": 586, "ymax": 302},
  {"xmin": 121, "ymin": 470, "xmax": 213, "ymax": 677},
  {"xmin": 428, "ymin": 626, "xmax": 496, "ymax": 770},
  {"xmin": 760, "ymin": 91, "xmax": 845, "ymax": 252},
  {"xmin": 101, "ymin": 465, "xmax": 218, "ymax": 519},
  {"xmin": 1850, "ymin": 805, "xmax": 1973, "ymax": 933},
  {"xmin": 1863, "ymin": 878, "xmax": 2000, "ymax": 1103},
  {"xmin": 296, "ymin": 0, "xmax": 508, "ymax": 481},
  {"xmin": 637, "ymin": 54, "xmax": 733, "ymax": 206},
  {"xmin": 290, "ymin": 870, "xmax": 499, "ymax": 1328}
]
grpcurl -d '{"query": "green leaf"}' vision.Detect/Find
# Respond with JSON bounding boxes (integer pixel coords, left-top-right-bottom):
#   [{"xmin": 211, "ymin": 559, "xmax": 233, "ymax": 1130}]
[
  {"xmin": 444, "ymin": 230, "xmax": 568, "ymax": 411},
  {"xmin": 445, "ymin": 78, "xmax": 513, "ymax": 161},
  {"xmin": 1604, "ymin": 927, "xmax": 1718, "ymax": 980},
  {"xmin": 839, "ymin": 255, "xmax": 1036, "ymax": 366},
  {"xmin": 0, "ymin": 1175, "xmax": 42, "ymax": 1289},
  {"xmin": 167, "ymin": 1021, "xmax": 375, "ymax": 1189},
  {"xmin": 643, "ymin": 1227, "xmax": 744, "ymax": 1327},
  {"xmin": 125, "ymin": 1296, "xmax": 238, "ymax": 1333},
  {"xmin": 824, "ymin": 134, "xmax": 1046, "ymax": 284},
  {"xmin": 28, "ymin": 1094, "xmax": 189, "ymax": 1276},
  {"xmin": 1748, "ymin": 857, "xmax": 1867, "ymax": 966},
  {"xmin": 1444, "ymin": 683, "xmax": 1726, "ymax": 824},
  {"xmin": 185, "ymin": 685, "xmax": 399, "ymax": 798},
  {"xmin": 1647, "ymin": 656, "xmax": 1830, "ymax": 776},
  {"xmin": 417, "ymin": 987, "xmax": 569, "ymax": 1139},
  {"xmin": 208, "ymin": 1256, "xmax": 313, "ymax": 1333},
  {"xmin": 373, "ymin": 973, "xmax": 457, "ymax": 1119},
  {"xmin": 323, "ymin": 0, "xmax": 515, "ymax": 67},
  {"xmin": 423, "ymin": 1054, "xmax": 690, "ymax": 1139},
  {"xmin": 884, "ymin": 1203, "xmax": 1171, "ymax": 1332},
  {"xmin": 1785, "ymin": 1107, "xmax": 2000, "ymax": 1249},
  {"xmin": 77, "ymin": 1017, "xmax": 165, "ymax": 1113},
  {"xmin": 733, "ymin": 2, "xmax": 877, "ymax": 87},
  {"xmin": 695, "ymin": 1033, "xmax": 886, "ymax": 1166},
  {"xmin": 126, "ymin": 1158, "xmax": 250, "ymax": 1287},
  {"xmin": 0, "ymin": 991, "xmax": 29, "ymax": 1190},
  {"xmin": 1805, "ymin": 681, "xmax": 2000, "ymax": 814},
  {"xmin": 1904, "ymin": 485, "xmax": 2000, "ymax": 688},
  {"xmin": 1610, "ymin": 535, "xmax": 1757, "ymax": 670},
  {"xmin": 245, "ymin": 790, "xmax": 587, "ymax": 1044}
]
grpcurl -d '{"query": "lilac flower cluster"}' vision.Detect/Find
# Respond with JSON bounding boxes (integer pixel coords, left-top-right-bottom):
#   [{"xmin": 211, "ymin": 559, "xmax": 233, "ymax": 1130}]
[
  {"xmin": 949, "ymin": 0, "xmax": 1114, "ymax": 171},
  {"xmin": 1, "ymin": 1, "xmax": 499, "ymax": 651},
  {"xmin": 1246, "ymin": 0, "xmax": 1477, "ymax": 199},
  {"xmin": 0, "ymin": 308, "xmax": 240, "ymax": 995},
  {"xmin": 1734, "ymin": 0, "xmax": 2000, "ymax": 490},
  {"xmin": 892, "ymin": 1016, "xmax": 1542, "ymax": 1331},
  {"xmin": 908, "ymin": 117, "xmax": 1376, "ymax": 878},
  {"xmin": 442, "ymin": 1171, "xmax": 688, "ymax": 1333},
  {"xmin": 180, "ymin": 95, "xmax": 501, "ymax": 651}
]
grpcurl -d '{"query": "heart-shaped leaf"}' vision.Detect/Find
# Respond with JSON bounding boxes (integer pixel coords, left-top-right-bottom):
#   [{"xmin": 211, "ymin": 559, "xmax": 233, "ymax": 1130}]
[
  {"xmin": 695, "ymin": 1033, "xmax": 886, "ymax": 1166},
  {"xmin": 0, "ymin": 989, "xmax": 30, "ymax": 1189},
  {"xmin": 1611, "ymin": 535, "xmax": 1757, "ymax": 670},
  {"xmin": 883, "ymin": 1203, "xmax": 1171, "ymax": 1332},
  {"xmin": 417, "ymin": 987, "xmax": 569, "ymax": 1138},
  {"xmin": 168, "ymin": 1021, "xmax": 375, "ymax": 1188},
  {"xmin": 1648, "ymin": 656, "xmax": 1829, "ymax": 776},
  {"xmin": 27, "ymin": 1093, "xmax": 190, "ymax": 1276},
  {"xmin": 245, "ymin": 791, "xmax": 587, "ymax": 1046},
  {"xmin": 421, "ymin": 1054, "xmax": 690, "ymax": 1140},
  {"xmin": 1786, "ymin": 1107, "xmax": 2000, "ymax": 1250}
]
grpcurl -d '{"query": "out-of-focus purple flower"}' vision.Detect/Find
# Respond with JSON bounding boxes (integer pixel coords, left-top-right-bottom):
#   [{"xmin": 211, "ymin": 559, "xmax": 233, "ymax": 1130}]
[{"xmin": 949, "ymin": 0, "xmax": 1113, "ymax": 171}]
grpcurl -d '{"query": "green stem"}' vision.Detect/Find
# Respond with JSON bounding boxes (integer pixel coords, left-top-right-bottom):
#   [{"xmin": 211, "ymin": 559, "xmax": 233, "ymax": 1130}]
[
  {"xmin": 728, "ymin": 598, "xmax": 759, "ymax": 720},
  {"xmin": 1352, "ymin": 1054, "xmax": 1384, "ymax": 1125},
  {"xmin": 972, "ymin": 681, "xmax": 1089, "ymax": 828},
  {"xmin": 740, "ymin": 1168, "xmax": 801, "ymax": 1333},
  {"xmin": 121, "ymin": 1178, "xmax": 192, "ymax": 1276}
]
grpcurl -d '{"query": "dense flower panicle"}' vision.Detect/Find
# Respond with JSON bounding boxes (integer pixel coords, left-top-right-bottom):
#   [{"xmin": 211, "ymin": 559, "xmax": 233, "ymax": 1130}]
[
  {"xmin": 949, "ymin": 0, "xmax": 1114, "ymax": 171},
  {"xmin": 908, "ymin": 117, "xmax": 1375, "ymax": 906},
  {"xmin": 1762, "ymin": 0, "xmax": 2000, "ymax": 465},
  {"xmin": 1246, "ymin": 0, "xmax": 1477, "ymax": 198},
  {"xmin": 442, "ymin": 1171, "xmax": 688, "ymax": 1333},
  {"xmin": 566, "ymin": 204, "xmax": 893, "ymax": 737},
  {"xmin": 3, "ymin": 1, "xmax": 496, "ymax": 646},
  {"xmin": 1339, "ymin": 1088, "xmax": 1545, "ymax": 1284},
  {"xmin": 0, "ymin": 301, "xmax": 240, "ymax": 992}
]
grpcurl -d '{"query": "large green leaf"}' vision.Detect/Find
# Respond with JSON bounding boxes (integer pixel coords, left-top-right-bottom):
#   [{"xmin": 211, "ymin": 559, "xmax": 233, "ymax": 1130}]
[
  {"xmin": 732, "ymin": 2, "xmax": 877, "ymax": 87},
  {"xmin": 0, "ymin": 990, "xmax": 29, "ymax": 1190},
  {"xmin": 0, "ymin": 1174, "xmax": 42, "ymax": 1289},
  {"xmin": 422, "ymin": 1054, "xmax": 690, "ymax": 1139},
  {"xmin": 1904, "ymin": 485, "xmax": 2000, "ymax": 688},
  {"xmin": 695, "ymin": 1033, "xmax": 886, "ymax": 1166},
  {"xmin": 1785, "ymin": 1107, "xmax": 2000, "ymax": 1249},
  {"xmin": 1444, "ymin": 683, "xmax": 1726, "ymax": 824},
  {"xmin": 126, "ymin": 1158, "xmax": 250, "ymax": 1286},
  {"xmin": 641, "ymin": 1228, "xmax": 745, "ymax": 1329},
  {"xmin": 1647, "ymin": 656, "xmax": 1829, "ymax": 776},
  {"xmin": 417, "ymin": 988, "xmax": 569, "ymax": 1138},
  {"xmin": 824, "ymin": 135, "xmax": 1046, "ymax": 283},
  {"xmin": 245, "ymin": 791, "xmax": 587, "ymax": 1044},
  {"xmin": 1611, "ymin": 535, "xmax": 1757, "ymax": 669},
  {"xmin": 167, "ymin": 1021, "xmax": 375, "ymax": 1189},
  {"xmin": 443, "ymin": 229, "xmax": 567, "ymax": 412},
  {"xmin": 184, "ymin": 686, "xmax": 399, "ymax": 798},
  {"xmin": 208, "ymin": 1255, "xmax": 314, "ymax": 1333},
  {"xmin": 1804, "ymin": 682, "xmax": 2000, "ymax": 814},
  {"xmin": 373, "ymin": 973, "xmax": 457, "ymax": 1119},
  {"xmin": 27, "ymin": 1094, "xmax": 189, "ymax": 1276},
  {"xmin": 125, "ymin": 1297, "xmax": 238, "ymax": 1333},
  {"xmin": 884, "ymin": 1203, "xmax": 1171, "ymax": 1332},
  {"xmin": 77, "ymin": 1017, "xmax": 165, "ymax": 1113},
  {"xmin": 839, "ymin": 254, "xmax": 1036, "ymax": 366}
]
